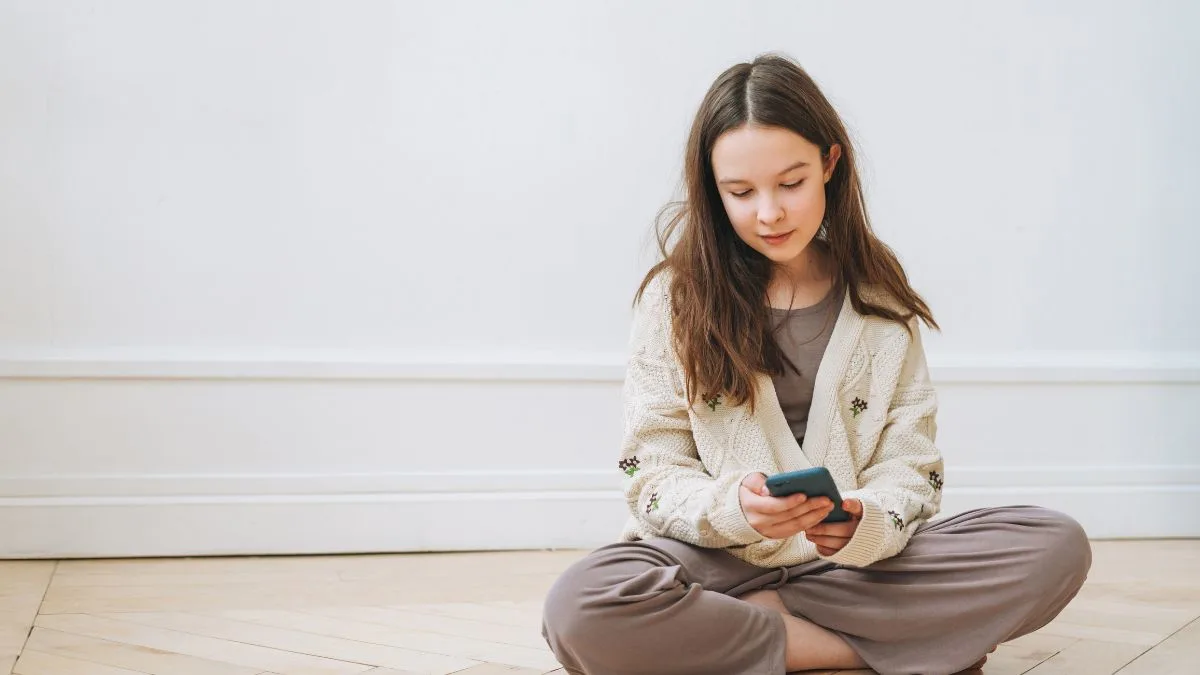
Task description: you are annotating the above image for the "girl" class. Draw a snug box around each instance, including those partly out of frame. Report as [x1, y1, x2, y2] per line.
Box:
[541, 54, 1091, 675]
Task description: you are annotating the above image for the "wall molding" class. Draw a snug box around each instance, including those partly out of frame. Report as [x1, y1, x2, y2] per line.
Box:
[1, 470, 1196, 558]
[1, 466, 1198, 498]
[2, 353, 1196, 557]
[0, 350, 1197, 383]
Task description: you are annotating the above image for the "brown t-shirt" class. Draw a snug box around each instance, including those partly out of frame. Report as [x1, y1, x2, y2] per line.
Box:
[769, 284, 844, 446]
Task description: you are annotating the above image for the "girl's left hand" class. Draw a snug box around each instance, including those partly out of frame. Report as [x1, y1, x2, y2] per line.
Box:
[803, 499, 864, 555]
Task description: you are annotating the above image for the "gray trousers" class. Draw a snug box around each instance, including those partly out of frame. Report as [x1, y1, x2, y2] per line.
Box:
[542, 506, 1091, 675]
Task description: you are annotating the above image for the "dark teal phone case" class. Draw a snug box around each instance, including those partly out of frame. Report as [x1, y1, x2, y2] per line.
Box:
[764, 467, 851, 523]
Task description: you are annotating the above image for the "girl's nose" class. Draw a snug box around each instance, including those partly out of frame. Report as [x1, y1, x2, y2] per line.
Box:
[758, 200, 784, 225]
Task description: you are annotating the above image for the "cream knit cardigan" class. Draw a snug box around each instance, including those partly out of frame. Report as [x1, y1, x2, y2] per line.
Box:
[618, 272, 944, 569]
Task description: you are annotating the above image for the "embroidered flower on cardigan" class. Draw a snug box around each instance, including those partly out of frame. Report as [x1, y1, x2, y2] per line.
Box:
[850, 397, 868, 417]
[701, 392, 722, 411]
[619, 457, 641, 477]
[646, 492, 661, 513]
[928, 470, 944, 491]
[887, 510, 904, 529]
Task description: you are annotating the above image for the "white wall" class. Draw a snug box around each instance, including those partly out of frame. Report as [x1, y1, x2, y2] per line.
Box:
[1, 0, 1197, 558]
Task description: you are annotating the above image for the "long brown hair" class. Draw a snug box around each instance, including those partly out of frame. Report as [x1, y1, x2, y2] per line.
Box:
[635, 53, 937, 414]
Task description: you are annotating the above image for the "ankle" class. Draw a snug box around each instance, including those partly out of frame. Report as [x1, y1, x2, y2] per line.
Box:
[740, 591, 866, 671]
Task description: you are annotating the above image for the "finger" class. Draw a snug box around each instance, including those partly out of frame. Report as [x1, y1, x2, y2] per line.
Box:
[805, 534, 851, 549]
[807, 521, 857, 537]
[816, 545, 839, 556]
[761, 497, 836, 535]
[774, 503, 835, 533]
[784, 492, 810, 508]
[778, 497, 832, 521]
[749, 492, 808, 516]
[739, 485, 776, 513]
[795, 500, 836, 524]
[762, 490, 811, 510]
[741, 472, 767, 493]
[842, 498, 864, 519]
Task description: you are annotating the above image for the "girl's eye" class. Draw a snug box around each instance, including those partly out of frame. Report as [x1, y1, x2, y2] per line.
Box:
[730, 180, 800, 198]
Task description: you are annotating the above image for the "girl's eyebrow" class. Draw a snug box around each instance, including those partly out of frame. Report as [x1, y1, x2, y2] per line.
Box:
[716, 160, 810, 186]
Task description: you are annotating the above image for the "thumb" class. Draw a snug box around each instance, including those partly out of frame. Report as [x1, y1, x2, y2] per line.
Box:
[741, 472, 768, 497]
[843, 498, 864, 519]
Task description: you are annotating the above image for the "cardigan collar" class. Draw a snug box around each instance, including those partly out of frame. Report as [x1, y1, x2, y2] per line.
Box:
[754, 289, 865, 468]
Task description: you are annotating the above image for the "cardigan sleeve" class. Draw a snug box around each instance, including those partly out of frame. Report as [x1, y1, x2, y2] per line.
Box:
[618, 275, 764, 548]
[820, 319, 945, 568]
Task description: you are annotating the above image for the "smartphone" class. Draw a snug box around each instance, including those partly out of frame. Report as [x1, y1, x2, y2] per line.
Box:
[764, 467, 851, 523]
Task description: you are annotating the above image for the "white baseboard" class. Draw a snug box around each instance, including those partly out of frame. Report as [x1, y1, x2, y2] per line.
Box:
[2, 468, 1196, 559]
[0, 491, 624, 559]
[1, 350, 1196, 558]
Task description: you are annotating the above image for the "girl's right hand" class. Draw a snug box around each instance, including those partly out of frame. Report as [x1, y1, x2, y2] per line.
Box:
[739, 472, 835, 540]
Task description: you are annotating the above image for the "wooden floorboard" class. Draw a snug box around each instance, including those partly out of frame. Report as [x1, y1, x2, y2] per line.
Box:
[2, 541, 1196, 674]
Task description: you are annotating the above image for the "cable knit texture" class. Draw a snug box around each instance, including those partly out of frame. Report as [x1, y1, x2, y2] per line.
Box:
[619, 271, 944, 569]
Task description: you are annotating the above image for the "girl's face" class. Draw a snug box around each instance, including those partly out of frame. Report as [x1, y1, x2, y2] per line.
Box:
[711, 125, 841, 271]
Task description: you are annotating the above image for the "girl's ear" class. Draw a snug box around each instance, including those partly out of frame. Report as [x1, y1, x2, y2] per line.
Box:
[823, 143, 842, 183]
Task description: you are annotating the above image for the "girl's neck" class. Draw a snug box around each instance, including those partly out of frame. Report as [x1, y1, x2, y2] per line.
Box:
[768, 241, 836, 309]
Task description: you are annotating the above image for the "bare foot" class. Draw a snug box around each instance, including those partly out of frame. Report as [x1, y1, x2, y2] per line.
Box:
[740, 589, 868, 672]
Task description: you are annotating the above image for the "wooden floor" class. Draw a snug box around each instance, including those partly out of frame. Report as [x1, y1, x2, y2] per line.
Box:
[1, 540, 1197, 675]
